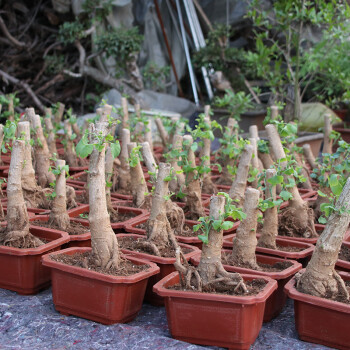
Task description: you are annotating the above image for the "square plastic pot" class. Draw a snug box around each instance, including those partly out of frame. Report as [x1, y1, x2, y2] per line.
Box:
[153, 271, 277, 350]
[42, 247, 160, 325]
[0, 226, 69, 294]
[116, 233, 200, 306]
[191, 251, 302, 322]
[284, 270, 350, 350]
[336, 241, 350, 272]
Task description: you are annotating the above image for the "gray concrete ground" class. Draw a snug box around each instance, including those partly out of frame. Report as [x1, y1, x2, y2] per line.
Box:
[0, 287, 332, 350]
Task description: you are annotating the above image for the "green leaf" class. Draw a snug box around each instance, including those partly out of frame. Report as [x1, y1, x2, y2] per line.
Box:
[221, 221, 234, 231]
[212, 220, 222, 230]
[198, 234, 209, 244]
[268, 175, 283, 185]
[193, 224, 201, 232]
[110, 141, 121, 158]
[191, 142, 198, 152]
[317, 190, 327, 197]
[78, 144, 94, 158]
[280, 190, 293, 201]
[318, 216, 327, 224]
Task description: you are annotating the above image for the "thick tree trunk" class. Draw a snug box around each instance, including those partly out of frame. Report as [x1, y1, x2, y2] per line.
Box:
[141, 141, 157, 183]
[54, 102, 65, 125]
[323, 114, 332, 154]
[144, 118, 153, 151]
[297, 178, 350, 300]
[31, 114, 55, 188]
[169, 134, 186, 194]
[64, 120, 79, 167]
[118, 128, 131, 192]
[127, 142, 148, 207]
[302, 144, 317, 170]
[0, 140, 43, 248]
[155, 118, 169, 150]
[49, 160, 70, 231]
[266, 124, 317, 238]
[146, 163, 179, 255]
[121, 97, 129, 133]
[89, 122, 120, 269]
[44, 110, 58, 156]
[249, 137, 260, 188]
[231, 188, 260, 269]
[183, 135, 205, 220]
[258, 169, 278, 249]
[229, 144, 254, 205]
[105, 145, 115, 213]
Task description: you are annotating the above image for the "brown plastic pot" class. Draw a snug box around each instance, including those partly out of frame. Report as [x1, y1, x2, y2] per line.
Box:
[0, 225, 69, 294]
[29, 210, 92, 248]
[153, 271, 277, 350]
[223, 233, 314, 267]
[42, 247, 159, 325]
[125, 215, 238, 249]
[336, 241, 350, 272]
[285, 270, 350, 350]
[116, 233, 200, 306]
[191, 251, 302, 322]
[71, 205, 147, 233]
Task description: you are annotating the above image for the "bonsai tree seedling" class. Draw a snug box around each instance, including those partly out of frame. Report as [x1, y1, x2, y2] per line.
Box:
[43, 108, 58, 156]
[266, 124, 317, 238]
[174, 194, 247, 293]
[0, 140, 43, 248]
[296, 177, 350, 300]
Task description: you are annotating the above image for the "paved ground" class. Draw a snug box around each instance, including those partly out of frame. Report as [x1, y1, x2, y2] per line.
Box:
[0, 287, 332, 350]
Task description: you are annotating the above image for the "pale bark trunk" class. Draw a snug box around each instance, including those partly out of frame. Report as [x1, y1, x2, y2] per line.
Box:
[1, 140, 43, 247]
[169, 134, 186, 194]
[155, 118, 169, 149]
[266, 124, 317, 238]
[118, 128, 131, 191]
[231, 187, 260, 269]
[270, 105, 279, 120]
[229, 144, 254, 205]
[141, 142, 157, 182]
[44, 114, 58, 156]
[144, 118, 153, 151]
[297, 178, 350, 300]
[258, 169, 278, 249]
[64, 120, 79, 167]
[8, 98, 14, 121]
[31, 114, 55, 188]
[134, 121, 144, 143]
[120, 97, 129, 135]
[127, 142, 148, 207]
[302, 144, 317, 170]
[0, 124, 3, 165]
[146, 163, 178, 249]
[323, 114, 333, 154]
[249, 125, 259, 140]
[54, 102, 65, 125]
[89, 122, 120, 269]
[105, 145, 114, 213]
[249, 137, 260, 188]
[183, 135, 205, 220]
[49, 159, 70, 231]
[97, 104, 112, 123]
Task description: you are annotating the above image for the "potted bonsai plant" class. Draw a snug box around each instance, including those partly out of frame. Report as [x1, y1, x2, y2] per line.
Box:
[153, 194, 277, 349]
[42, 121, 159, 324]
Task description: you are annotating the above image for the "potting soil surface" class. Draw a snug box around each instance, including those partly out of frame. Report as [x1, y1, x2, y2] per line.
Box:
[0, 288, 333, 350]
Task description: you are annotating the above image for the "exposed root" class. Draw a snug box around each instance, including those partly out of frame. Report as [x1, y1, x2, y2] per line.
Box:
[296, 269, 350, 301]
[174, 248, 247, 293]
[48, 213, 70, 231]
[66, 185, 78, 209]
[135, 240, 161, 257]
[201, 175, 218, 194]
[165, 200, 185, 236]
[184, 191, 205, 221]
[22, 185, 50, 209]
[0, 228, 44, 248]
[279, 205, 318, 238]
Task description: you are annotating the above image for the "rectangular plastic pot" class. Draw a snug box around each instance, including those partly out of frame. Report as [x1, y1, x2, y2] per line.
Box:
[191, 251, 302, 322]
[336, 241, 350, 272]
[42, 247, 159, 324]
[0, 226, 69, 294]
[29, 211, 92, 249]
[223, 233, 314, 267]
[285, 270, 350, 350]
[116, 233, 200, 306]
[153, 271, 277, 350]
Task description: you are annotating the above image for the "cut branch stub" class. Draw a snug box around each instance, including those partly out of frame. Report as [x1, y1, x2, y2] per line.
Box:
[118, 128, 131, 191]
[297, 177, 350, 300]
[231, 187, 260, 269]
[121, 97, 129, 130]
[249, 125, 259, 140]
[229, 144, 254, 205]
[64, 120, 78, 167]
[54, 102, 65, 125]
[302, 144, 317, 170]
[127, 142, 148, 207]
[169, 134, 185, 194]
[88, 122, 120, 269]
[44, 116, 58, 156]
[155, 118, 169, 148]
[144, 118, 153, 151]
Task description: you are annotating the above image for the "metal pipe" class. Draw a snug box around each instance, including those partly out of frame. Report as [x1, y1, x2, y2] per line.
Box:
[175, 0, 199, 105]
